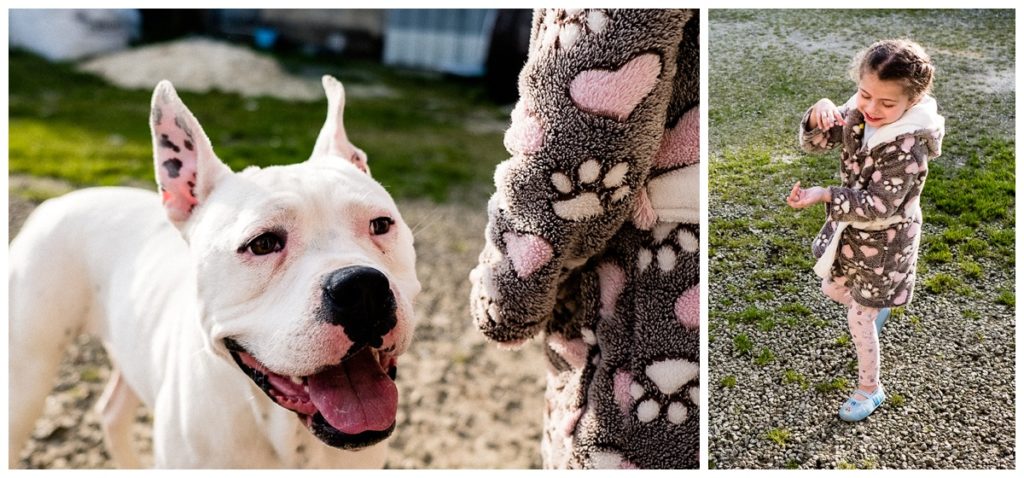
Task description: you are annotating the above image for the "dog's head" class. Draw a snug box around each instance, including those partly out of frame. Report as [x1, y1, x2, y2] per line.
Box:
[149, 76, 420, 449]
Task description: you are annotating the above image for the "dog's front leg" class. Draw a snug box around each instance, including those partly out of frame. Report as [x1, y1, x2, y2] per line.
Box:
[95, 369, 144, 468]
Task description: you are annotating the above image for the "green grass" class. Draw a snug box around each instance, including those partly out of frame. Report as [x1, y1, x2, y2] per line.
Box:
[961, 238, 990, 257]
[783, 369, 809, 389]
[996, 290, 1015, 307]
[837, 459, 878, 470]
[766, 428, 791, 447]
[814, 377, 850, 394]
[890, 393, 906, 407]
[731, 306, 771, 325]
[924, 273, 962, 294]
[923, 242, 953, 264]
[733, 333, 754, 355]
[9, 49, 509, 203]
[835, 334, 851, 347]
[720, 375, 738, 388]
[779, 303, 812, 317]
[754, 348, 776, 366]
[959, 260, 983, 279]
[908, 315, 923, 332]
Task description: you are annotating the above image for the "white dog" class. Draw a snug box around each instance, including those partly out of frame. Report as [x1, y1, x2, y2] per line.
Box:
[9, 76, 421, 468]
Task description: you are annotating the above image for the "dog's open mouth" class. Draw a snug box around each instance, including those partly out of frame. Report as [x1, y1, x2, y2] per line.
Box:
[224, 338, 399, 449]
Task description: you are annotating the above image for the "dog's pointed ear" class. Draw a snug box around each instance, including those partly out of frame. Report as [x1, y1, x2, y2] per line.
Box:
[310, 75, 370, 174]
[150, 80, 231, 228]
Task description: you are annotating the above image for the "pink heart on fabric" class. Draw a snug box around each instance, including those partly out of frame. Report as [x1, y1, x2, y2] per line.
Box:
[503, 231, 553, 278]
[886, 229, 897, 243]
[675, 286, 699, 330]
[842, 244, 854, 258]
[569, 53, 662, 121]
[652, 106, 700, 169]
[860, 246, 879, 257]
[905, 162, 920, 174]
[890, 271, 907, 283]
[901, 136, 916, 152]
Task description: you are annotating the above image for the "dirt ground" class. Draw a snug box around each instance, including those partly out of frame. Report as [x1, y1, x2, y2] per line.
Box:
[9, 180, 548, 469]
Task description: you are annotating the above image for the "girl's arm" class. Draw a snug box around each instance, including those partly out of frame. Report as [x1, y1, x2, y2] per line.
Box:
[469, 9, 694, 345]
[799, 98, 848, 153]
[826, 133, 929, 223]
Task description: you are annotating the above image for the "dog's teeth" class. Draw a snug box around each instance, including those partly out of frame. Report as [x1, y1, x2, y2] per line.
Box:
[290, 376, 303, 385]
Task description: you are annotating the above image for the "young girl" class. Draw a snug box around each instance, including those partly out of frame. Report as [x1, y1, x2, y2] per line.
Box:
[786, 39, 944, 421]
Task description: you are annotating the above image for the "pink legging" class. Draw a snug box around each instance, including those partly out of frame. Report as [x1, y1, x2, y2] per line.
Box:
[821, 277, 880, 389]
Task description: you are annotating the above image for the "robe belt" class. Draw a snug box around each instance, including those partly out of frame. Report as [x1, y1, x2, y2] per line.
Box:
[813, 205, 920, 279]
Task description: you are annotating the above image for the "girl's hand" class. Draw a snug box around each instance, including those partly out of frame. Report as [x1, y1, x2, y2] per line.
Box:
[809, 98, 846, 131]
[786, 181, 830, 209]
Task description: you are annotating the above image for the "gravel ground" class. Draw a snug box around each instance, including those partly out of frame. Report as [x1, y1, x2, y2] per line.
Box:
[708, 10, 1016, 469]
[10, 180, 547, 469]
[709, 244, 1016, 469]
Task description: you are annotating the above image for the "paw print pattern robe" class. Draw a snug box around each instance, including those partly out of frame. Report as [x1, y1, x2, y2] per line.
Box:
[799, 94, 944, 308]
[468, 9, 700, 469]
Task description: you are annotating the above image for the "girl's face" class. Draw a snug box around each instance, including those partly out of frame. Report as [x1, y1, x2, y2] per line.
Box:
[855, 71, 917, 128]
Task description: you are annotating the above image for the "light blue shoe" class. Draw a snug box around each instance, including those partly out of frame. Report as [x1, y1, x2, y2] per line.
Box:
[875, 308, 890, 335]
[838, 385, 885, 422]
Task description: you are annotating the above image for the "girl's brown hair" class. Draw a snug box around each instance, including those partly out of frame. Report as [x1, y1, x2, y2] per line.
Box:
[849, 39, 935, 100]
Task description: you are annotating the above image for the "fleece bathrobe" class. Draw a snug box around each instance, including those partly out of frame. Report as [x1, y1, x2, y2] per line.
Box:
[469, 9, 699, 469]
[800, 94, 945, 308]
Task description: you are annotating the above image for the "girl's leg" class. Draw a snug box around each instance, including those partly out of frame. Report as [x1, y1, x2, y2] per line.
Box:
[838, 301, 886, 420]
[821, 277, 852, 306]
[847, 301, 880, 391]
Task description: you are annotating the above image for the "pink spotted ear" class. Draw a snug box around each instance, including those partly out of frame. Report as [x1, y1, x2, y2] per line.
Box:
[310, 75, 370, 174]
[150, 80, 230, 228]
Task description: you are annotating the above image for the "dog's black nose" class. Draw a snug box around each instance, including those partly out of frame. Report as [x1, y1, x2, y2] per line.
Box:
[322, 266, 397, 348]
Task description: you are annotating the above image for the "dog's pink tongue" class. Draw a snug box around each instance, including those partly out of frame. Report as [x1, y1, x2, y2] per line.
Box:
[307, 349, 397, 434]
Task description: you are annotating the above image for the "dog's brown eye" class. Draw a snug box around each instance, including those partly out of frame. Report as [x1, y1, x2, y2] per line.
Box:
[245, 232, 285, 255]
[370, 217, 394, 236]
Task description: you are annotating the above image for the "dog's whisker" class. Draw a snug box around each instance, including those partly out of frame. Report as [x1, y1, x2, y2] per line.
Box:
[409, 210, 442, 236]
